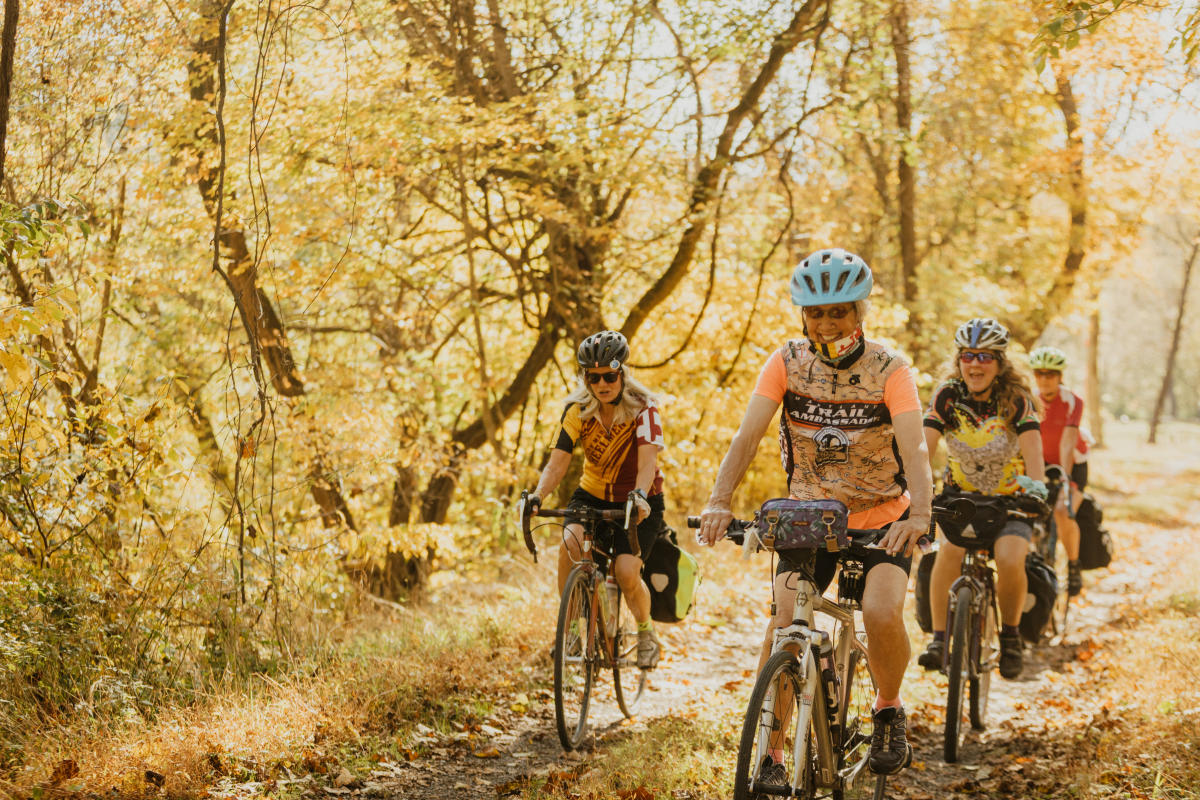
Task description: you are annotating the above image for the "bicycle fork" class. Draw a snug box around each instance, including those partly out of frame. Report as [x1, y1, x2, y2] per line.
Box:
[762, 628, 839, 788]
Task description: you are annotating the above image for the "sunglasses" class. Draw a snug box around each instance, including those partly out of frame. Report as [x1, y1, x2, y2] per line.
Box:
[802, 305, 855, 320]
[585, 371, 622, 385]
[959, 351, 999, 364]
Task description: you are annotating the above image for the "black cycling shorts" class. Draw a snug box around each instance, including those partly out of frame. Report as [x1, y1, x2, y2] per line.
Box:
[1070, 462, 1088, 490]
[775, 513, 914, 592]
[566, 487, 665, 568]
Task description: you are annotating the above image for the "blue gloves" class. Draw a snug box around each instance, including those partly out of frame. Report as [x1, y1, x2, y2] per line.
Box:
[1015, 475, 1048, 501]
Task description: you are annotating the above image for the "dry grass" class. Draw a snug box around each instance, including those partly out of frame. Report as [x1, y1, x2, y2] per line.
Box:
[0, 557, 557, 799]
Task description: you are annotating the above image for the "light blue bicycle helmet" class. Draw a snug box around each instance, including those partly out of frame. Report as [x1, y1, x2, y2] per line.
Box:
[790, 249, 874, 306]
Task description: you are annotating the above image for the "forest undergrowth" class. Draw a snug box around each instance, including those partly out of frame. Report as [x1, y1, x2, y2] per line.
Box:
[2, 420, 1199, 800]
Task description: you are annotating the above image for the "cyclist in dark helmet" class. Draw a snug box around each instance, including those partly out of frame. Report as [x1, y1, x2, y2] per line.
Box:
[919, 318, 1048, 680]
[524, 330, 668, 669]
[698, 248, 934, 778]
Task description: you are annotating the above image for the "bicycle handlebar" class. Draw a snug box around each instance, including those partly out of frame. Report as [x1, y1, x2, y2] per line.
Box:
[518, 490, 640, 563]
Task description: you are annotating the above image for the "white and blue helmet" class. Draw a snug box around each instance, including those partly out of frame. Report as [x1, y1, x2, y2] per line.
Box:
[954, 318, 1010, 351]
[790, 249, 874, 307]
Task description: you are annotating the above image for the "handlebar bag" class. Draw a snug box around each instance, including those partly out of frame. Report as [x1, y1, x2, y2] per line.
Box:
[645, 528, 701, 624]
[755, 498, 850, 552]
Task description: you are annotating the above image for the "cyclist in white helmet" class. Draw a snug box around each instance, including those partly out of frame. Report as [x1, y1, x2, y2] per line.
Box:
[918, 318, 1047, 680]
[698, 248, 933, 778]
[525, 330, 668, 669]
[1029, 345, 1088, 596]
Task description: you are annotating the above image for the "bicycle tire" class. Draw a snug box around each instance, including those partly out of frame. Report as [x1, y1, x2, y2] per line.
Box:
[835, 646, 886, 800]
[969, 592, 996, 730]
[943, 584, 972, 763]
[611, 590, 646, 718]
[554, 568, 595, 750]
[733, 650, 812, 800]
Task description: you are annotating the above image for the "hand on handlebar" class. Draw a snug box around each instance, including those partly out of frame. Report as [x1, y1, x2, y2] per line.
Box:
[1015, 475, 1048, 502]
[696, 505, 733, 546]
[878, 515, 929, 558]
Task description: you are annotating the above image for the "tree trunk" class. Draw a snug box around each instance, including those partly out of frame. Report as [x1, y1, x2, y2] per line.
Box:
[1148, 236, 1197, 443]
[1086, 300, 1103, 448]
[890, 0, 917, 305]
[0, 0, 17, 187]
[187, 1, 354, 528]
[620, 0, 831, 341]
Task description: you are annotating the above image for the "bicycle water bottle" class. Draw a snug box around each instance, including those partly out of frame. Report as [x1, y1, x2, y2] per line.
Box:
[604, 574, 620, 637]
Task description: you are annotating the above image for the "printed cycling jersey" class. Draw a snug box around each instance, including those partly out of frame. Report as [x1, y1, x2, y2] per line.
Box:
[1035, 388, 1089, 466]
[754, 339, 921, 526]
[554, 403, 665, 501]
[924, 381, 1040, 495]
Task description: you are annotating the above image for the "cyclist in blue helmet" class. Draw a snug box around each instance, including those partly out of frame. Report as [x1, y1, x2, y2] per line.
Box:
[699, 248, 933, 778]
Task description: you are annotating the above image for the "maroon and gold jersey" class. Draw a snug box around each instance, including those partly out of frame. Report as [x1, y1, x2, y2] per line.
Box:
[554, 403, 665, 501]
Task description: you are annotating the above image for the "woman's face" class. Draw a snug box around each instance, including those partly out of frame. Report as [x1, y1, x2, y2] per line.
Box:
[585, 368, 623, 403]
[803, 302, 859, 344]
[1034, 369, 1062, 398]
[959, 349, 1001, 395]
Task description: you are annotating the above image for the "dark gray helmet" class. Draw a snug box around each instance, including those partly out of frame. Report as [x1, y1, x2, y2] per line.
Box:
[576, 330, 629, 369]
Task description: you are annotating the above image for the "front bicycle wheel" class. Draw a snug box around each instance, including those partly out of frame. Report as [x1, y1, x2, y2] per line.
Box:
[836, 644, 887, 800]
[969, 594, 997, 730]
[612, 591, 646, 718]
[554, 568, 595, 750]
[733, 650, 813, 800]
[944, 584, 973, 763]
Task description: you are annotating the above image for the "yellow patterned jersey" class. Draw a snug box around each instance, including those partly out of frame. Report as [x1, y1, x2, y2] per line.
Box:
[923, 381, 1040, 495]
[554, 403, 665, 501]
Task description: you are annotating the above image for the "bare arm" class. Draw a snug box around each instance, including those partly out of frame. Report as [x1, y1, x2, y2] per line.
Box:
[924, 426, 942, 474]
[1059, 426, 1079, 473]
[878, 410, 933, 557]
[632, 442, 663, 521]
[533, 448, 572, 501]
[698, 394, 779, 544]
[1019, 429, 1046, 482]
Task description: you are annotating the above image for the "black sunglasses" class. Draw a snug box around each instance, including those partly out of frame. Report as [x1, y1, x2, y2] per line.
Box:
[959, 351, 999, 364]
[586, 371, 622, 385]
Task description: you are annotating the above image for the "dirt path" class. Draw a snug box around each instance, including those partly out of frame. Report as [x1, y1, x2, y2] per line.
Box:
[375, 447, 1195, 800]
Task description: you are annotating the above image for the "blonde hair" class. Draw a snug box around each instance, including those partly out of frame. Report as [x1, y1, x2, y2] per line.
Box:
[564, 366, 659, 425]
[941, 350, 1036, 422]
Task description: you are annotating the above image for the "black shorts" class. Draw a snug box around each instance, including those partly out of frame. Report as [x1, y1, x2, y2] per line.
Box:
[775, 514, 913, 593]
[1070, 462, 1088, 490]
[566, 488, 666, 568]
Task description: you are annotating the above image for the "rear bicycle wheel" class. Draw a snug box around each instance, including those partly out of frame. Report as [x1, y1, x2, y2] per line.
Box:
[554, 568, 595, 750]
[836, 643, 887, 800]
[612, 590, 646, 718]
[943, 584, 973, 763]
[969, 593, 996, 730]
[733, 650, 812, 800]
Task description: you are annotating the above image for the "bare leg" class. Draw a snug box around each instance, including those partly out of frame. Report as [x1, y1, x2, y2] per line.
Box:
[929, 540, 966, 634]
[557, 523, 584, 594]
[613, 553, 650, 623]
[993, 535, 1029, 626]
[861, 563, 909, 706]
[1055, 494, 1082, 561]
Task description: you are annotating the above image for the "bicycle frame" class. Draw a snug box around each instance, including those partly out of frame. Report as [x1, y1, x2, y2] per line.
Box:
[944, 548, 999, 675]
[755, 570, 872, 789]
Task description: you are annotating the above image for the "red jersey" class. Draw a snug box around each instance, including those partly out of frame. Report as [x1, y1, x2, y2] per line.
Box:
[1037, 388, 1089, 466]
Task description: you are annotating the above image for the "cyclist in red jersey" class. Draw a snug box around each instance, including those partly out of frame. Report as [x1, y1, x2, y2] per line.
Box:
[697, 249, 933, 778]
[525, 331, 668, 669]
[1029, 346, 1087, 596]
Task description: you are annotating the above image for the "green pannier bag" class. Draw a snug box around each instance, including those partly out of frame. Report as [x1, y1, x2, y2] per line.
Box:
[644, 528, 700, 623]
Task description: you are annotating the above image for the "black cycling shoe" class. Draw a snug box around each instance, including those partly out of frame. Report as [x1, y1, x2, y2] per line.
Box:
[756, 755, 789, 794]
[916, 639, 944, 671]
[868, 706, 913, 775]
[999, 632, 1024, 679]
[1067, 560, 1082, 597]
